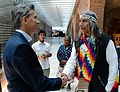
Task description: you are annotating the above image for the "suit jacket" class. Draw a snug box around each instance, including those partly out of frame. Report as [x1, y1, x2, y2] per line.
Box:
[3, 31, 62, 92]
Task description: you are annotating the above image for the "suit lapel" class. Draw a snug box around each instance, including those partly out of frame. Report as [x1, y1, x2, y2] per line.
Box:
[13, 31, 30, 44]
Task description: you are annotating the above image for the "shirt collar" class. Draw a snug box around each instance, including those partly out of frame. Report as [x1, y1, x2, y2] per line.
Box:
[16, 29, 32, 42]
[38, 40, 45, 45]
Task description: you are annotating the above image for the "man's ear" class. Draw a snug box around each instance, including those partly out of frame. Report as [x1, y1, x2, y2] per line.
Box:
[21, 16, 28, 24]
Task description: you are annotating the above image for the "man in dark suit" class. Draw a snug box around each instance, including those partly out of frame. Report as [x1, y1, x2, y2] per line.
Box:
[3, 4, 67, 92]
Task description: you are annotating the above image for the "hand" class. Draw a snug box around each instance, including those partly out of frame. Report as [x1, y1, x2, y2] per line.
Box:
[60, 60, 66, 66]
[42, 54, 46, 59]
[45, 51, 52, 57]
[38, 54, 46, 61]
[60, 73, 68, 88]
[61, 73, 68, 78]
[61, 60, 67, 65]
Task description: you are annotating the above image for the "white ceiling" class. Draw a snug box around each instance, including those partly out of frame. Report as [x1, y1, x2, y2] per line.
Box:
[0, 0, 76, 30]
[23, 0, 76, 30]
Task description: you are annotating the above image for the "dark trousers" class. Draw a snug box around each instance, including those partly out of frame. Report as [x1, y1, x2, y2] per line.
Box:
[88, 82, 106, 92]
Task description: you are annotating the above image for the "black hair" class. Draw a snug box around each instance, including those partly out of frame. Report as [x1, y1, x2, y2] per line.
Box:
[38, 29, 46, 36]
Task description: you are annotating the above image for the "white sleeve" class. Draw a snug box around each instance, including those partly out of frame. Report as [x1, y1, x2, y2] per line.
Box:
[62, 42, 77, 77]
[105, 40, 118, 92]
[31, 44, 36, 52]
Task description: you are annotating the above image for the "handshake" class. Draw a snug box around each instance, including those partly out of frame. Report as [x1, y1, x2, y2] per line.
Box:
[58, 73, 68, 88]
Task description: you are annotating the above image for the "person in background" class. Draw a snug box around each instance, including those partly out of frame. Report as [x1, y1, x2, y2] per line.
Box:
[3, 4, 67, 92]
[32, 30, 52, 77]
[61, 10, 118, 92]
[57, 35, 73, 91]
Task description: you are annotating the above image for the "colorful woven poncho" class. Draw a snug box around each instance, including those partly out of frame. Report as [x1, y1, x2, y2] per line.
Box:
[75, 34, 96, 82]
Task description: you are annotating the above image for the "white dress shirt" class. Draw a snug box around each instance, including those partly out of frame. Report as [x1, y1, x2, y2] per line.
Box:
[32, 41, 51, 69]
[16, 29, 32, 42]
[63, 39, 118, 92]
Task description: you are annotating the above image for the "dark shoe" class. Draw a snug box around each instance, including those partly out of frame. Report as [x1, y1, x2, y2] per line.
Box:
[67, 83, 71, 91]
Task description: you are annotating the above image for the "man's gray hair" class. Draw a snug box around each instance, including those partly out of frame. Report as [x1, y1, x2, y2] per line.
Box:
[11, 4, 34, 29]
[80, 10, 97, 23]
